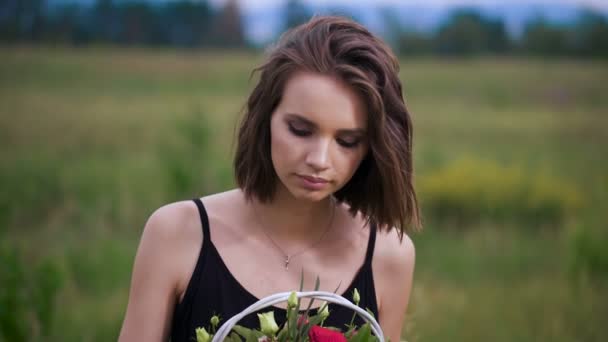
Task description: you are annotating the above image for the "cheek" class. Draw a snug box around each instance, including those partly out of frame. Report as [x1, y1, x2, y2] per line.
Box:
[335, 148, 367, 178]
[270, 125, 301, 171]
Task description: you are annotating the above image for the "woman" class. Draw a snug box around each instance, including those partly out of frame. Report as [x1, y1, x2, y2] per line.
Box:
[119, 16, 421, 342]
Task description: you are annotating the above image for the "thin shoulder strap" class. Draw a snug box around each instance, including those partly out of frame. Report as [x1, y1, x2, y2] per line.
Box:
[175, 199, 211, 315]
[364, 223, 377, 265]
[192, 198, 211, 241]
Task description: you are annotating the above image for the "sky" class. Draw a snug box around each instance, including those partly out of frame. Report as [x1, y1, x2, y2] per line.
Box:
[227, 0, 608, 45]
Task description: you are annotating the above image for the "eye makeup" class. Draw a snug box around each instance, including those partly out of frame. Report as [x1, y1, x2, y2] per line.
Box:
[284, 114, 366, 149]
[287, 121, 312, 136]
[336, 136, 363, 148]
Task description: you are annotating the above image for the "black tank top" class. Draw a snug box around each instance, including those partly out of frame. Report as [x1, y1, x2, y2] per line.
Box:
[170, 198, 379, 341]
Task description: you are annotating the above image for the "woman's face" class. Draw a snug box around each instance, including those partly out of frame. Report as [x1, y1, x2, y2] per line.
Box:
[270, 71, 369, 202]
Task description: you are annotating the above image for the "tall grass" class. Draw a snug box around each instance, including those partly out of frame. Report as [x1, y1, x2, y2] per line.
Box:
[0, 47, 606, 341]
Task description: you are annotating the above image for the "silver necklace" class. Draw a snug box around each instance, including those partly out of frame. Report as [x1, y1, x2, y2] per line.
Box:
[253, 197, 336, 271]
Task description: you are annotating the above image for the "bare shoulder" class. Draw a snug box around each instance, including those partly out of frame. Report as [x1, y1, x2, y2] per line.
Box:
[119, 200, 202, 340]
[138, 200, 204, 290]
[374, 228, 416, 273]
[198, 189, 249, 234]
[372, 228, 416, 341]
[199, 189, 246, 215]
[142, 200, 202, 245]
[148, 188, 247, 230]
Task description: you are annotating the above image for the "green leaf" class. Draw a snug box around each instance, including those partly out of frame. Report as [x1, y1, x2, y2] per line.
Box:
[228, 332, 243, 342]
[296, 276, 321, 322]
[306, 314, 325, 328]
[365, 308, 375, 318]
[302, 297, 316, 319]
[332, 281, 342, 294]
[232, 324, 253, 338]
[297, 321, 312, 342]
[245, 332, 258, 342]
[348, 322, 372, 342]
[232, 324, 264, 341]
[288, 308, 298, 342]
[302, 276, 322, 319]
[277, 325, 289, 342]
[344, 326, 357, 339]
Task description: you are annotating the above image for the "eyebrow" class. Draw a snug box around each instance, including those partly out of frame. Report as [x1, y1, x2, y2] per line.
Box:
[285, 113, 367, 135]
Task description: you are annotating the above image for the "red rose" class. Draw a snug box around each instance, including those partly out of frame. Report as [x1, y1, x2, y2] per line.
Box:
[308, 325, 347, 342]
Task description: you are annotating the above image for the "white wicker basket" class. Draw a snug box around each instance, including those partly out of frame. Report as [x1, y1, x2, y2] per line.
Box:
[211, 290, 384, 342]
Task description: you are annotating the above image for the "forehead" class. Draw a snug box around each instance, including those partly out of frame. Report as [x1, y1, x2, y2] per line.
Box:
[276, 71, 368, 130]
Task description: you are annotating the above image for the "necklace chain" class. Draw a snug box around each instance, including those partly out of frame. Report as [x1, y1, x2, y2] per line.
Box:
[253, 197, 336, 271]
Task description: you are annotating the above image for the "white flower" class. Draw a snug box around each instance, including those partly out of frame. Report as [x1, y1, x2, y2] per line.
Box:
[353, 288, 361, 305]
[210, 315, 220, 328]
[317, 301, 329, 320]
[196, 327, 211, 342]
[257, 311, 279, 336]
[288, 291, 298, 309]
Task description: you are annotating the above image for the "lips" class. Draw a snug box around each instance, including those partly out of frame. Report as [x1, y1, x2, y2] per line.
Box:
[298, 175, 328, 184]
[296, 174, 330, 191]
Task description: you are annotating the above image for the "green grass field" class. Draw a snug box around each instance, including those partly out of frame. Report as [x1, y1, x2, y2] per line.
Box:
[1, 46, 607, 341]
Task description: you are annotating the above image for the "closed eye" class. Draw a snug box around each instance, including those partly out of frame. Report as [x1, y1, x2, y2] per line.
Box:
[286, 116, 365, 148]
[337, 137, 362, 148]
[288, 122, 312, 137]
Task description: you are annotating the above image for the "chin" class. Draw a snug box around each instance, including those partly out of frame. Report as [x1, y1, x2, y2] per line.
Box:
[287, 186, 333, 202]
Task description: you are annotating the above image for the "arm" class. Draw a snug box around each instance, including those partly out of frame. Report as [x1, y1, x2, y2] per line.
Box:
[375, 232, 416, 342]
[119, 202, 200, 341]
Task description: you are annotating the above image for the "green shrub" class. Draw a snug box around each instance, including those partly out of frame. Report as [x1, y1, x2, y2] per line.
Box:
[0, 156, 64, 230]
[418, 157, 583, 227]
[0, 243, 64, 341]
[567, 223, 608, 280]
[66, 239, 133, 296]
[0, 154, 127, 232]
[0, 243, 27, 341]
[158, 108, 214, 201]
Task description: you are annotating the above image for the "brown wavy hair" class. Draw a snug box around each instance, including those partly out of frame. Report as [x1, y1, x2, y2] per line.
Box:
[234, 15, 421, 235]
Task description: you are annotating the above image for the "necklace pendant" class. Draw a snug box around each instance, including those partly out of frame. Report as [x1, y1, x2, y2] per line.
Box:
[284, 256, 290, 270]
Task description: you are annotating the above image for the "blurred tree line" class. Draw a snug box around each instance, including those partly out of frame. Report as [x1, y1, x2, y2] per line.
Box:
[1, 0, 607, 57]
[392, 8, 608, 58]
[0, 0, 244, 48]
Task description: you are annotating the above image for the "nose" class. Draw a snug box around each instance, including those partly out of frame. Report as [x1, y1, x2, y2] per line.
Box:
[305, 138, 331, 172]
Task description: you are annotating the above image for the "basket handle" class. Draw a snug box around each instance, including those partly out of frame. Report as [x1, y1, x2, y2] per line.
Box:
[212, 290, 384, 342]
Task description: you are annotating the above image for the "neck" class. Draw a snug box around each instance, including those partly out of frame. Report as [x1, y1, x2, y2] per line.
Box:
[252, 186, 335, 243]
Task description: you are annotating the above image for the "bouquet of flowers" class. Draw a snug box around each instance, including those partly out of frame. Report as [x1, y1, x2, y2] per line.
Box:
[195, 281, 385, 342]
